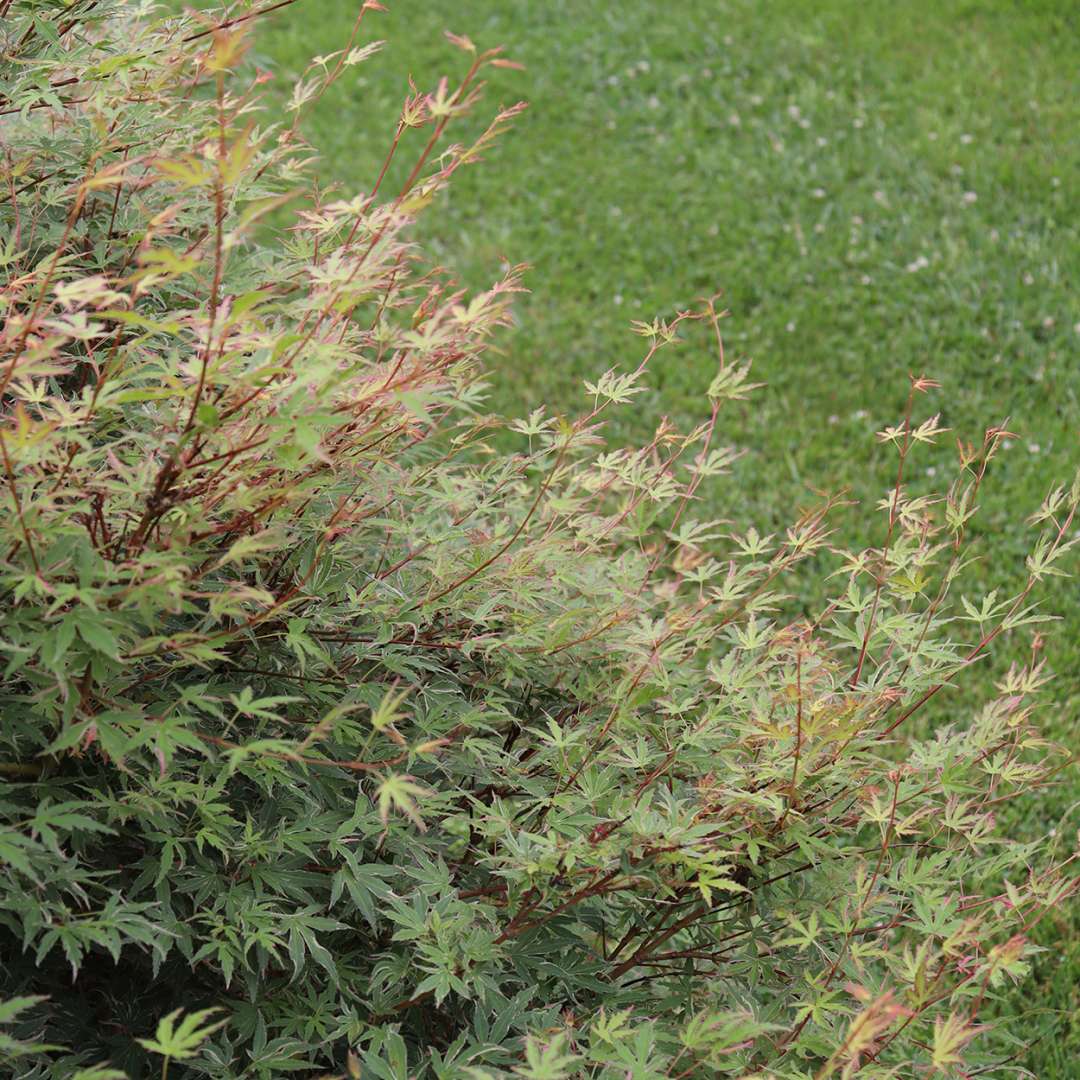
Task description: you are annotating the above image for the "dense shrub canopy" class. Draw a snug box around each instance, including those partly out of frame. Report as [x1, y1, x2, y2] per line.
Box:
[0, 3, 1076, 1078]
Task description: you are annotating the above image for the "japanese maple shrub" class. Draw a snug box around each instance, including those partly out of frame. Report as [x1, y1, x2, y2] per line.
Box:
[0, 2, 1076, 1078]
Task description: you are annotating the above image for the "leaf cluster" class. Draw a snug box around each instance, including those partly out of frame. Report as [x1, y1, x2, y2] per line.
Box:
[0, 3, 1076, 1078]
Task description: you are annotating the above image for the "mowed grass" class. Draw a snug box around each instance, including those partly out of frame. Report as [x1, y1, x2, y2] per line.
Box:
[249, 0, 1080, 1071]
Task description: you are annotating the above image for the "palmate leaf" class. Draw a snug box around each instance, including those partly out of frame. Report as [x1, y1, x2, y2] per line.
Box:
[328, 851, 395, 928]
[0, 829, 41, 879]
[376, 773, 429, 830]
[29, 799, 115, 852]
[513, 1034, 581, 1080]
[137, 1008, 229, 1061]
[284, 909, 348, 983]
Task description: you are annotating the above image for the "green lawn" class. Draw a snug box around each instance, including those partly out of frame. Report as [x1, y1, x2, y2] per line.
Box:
[251, 0, 1080, 1071]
